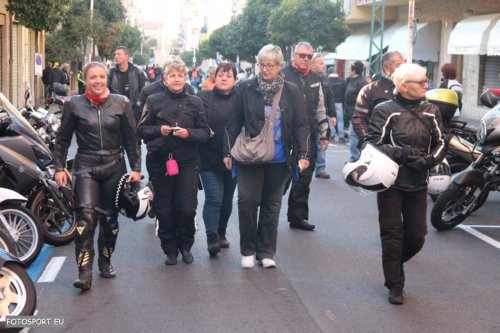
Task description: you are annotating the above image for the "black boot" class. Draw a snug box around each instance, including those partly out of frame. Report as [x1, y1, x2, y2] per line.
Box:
[74, 270, 92, 290]
[207, 233, 221, 257]
[218, 232, 230, 249]
[98, 246, 116, 278]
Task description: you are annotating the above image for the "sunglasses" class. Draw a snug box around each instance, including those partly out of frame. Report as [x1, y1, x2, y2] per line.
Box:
[296, 53, 313, 60]
[405, 79, 429, 87]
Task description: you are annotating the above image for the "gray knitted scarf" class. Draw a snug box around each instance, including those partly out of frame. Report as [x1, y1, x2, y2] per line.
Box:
[257, 72, 284, 105]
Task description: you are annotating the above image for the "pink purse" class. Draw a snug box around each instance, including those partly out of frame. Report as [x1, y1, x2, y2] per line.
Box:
[165, 153, 179, 176]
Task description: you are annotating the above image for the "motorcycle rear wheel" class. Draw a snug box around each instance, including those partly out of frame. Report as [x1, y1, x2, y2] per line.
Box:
[431, 183, 484, 231]
[0, 262, 37, 330]
[30, 187, 75, 246]
[0, 204, 43, 266]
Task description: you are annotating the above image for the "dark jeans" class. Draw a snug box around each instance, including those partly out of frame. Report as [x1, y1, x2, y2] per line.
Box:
[200, 171, 237, 236]
[237, 162, 290, 260]
[286, 140, 317, 223]
[377, 188, 427, 289]
[147, 154, 199, 255]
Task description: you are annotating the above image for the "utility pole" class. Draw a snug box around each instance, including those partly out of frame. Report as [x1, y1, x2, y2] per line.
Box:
[87, 0, 94, 65]
[407, 0, 415, 63]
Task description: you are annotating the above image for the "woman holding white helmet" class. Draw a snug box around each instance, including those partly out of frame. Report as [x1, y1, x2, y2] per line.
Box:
[365, 63, 445, 304]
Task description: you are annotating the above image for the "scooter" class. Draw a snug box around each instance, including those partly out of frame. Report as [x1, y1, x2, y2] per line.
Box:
[0, 187, 42, 266]
[0, 240, 37, 330]
[0, 92, 75, 248]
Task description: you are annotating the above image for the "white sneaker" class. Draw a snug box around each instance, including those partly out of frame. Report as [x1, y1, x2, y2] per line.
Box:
[260, 258, 276, 268]
[241, 255, 255, 269]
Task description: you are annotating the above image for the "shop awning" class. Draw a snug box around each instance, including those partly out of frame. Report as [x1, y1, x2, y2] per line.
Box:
[383, 21, 441, 62]
[333, 25, 372, 61]
[333, 21, 440, 62]
[487, 18, 500, 55]
[448, 13, 500, 55]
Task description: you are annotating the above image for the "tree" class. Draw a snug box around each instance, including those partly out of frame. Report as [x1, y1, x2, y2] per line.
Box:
[6, 0, 72, 39]
[133, 53, 147, 66]
[267, 0, 349, 52]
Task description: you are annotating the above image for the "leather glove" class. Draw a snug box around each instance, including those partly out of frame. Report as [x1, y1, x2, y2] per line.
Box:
[406, 154, 435, 170]
[356, 136, 365, 150]
[396, 146, 426, 164]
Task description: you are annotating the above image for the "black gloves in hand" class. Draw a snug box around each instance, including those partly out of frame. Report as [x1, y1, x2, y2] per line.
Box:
[406, 154, 435, 170]
[398, 146, 426, 164]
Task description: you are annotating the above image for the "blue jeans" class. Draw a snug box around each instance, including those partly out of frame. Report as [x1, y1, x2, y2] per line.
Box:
[315, 135, 326, 175]
[331, 103, 345, 138]
[349, 122, 360, 162]
[200, 171, 237, 236]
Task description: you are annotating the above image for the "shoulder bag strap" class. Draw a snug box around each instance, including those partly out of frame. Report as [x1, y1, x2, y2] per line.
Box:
[268, 85, 283, 125]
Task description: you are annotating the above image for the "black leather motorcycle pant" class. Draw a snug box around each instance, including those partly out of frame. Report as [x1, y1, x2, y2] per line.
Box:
[72, 152, 126, 272]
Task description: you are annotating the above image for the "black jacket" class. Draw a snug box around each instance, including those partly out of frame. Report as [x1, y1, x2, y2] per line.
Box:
[320, 75, 337, 118]
[197, 87, 237, 172]
[51, 68, 66, 86]
[54, 94, 141, 172]
[223, 78, 311, 165]
[352, 75, 395, 140]
[108, 62, 147, 112]
[327, 75, 346, 103]
[282, 66, 329, 139]
[344, 75, 367, 108]
[366, 97, 446, 191]
[137, 89, 210, 165]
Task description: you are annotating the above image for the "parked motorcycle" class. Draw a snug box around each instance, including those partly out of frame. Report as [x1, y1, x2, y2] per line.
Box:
[20, 87, 61, 152]
[431, 89, 500, 230]
[0, 92, 75, 247]
[0, 187, 42, 266]
[0, 247, 37, 330]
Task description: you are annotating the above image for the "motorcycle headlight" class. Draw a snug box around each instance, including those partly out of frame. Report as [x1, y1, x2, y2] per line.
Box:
[477, 123, 487, 144]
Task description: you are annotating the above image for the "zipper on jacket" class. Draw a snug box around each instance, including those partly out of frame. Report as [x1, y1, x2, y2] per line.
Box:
[97, 109, 103, 150]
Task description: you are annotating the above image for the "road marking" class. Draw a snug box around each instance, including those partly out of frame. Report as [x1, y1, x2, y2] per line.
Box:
[27, 245, 54, 281]
[462, 225, 500, 228]
[459, 225, 500, 249]
[37, 256, 66, 283]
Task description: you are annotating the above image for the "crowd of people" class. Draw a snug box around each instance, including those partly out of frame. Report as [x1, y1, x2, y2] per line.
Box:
[52, 43, 460, 305]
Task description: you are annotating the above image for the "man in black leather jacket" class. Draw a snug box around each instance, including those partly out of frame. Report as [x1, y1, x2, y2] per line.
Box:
[282, 41, 329, 231]
[108, 46, 148, 124]
[366, 63, 445, 305]
[352, 51, 405, 148]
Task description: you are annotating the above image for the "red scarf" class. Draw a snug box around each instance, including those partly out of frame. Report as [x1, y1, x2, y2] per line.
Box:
[85, 88, 110, 108]
[291, 60, 309, 76]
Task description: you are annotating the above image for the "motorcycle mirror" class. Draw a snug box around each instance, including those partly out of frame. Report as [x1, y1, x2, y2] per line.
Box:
[480, 89, 498, 108]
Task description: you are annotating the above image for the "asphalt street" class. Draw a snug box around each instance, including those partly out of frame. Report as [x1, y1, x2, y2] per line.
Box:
[27, 141, 500, 333]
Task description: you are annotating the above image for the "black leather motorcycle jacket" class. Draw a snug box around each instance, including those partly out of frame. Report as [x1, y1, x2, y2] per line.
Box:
[366, 96, 446, 191]
[352, 74, 395, 141]
[54, 94, 141, 172]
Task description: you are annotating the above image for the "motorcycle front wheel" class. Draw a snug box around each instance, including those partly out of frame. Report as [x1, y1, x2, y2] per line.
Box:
[0, 204, 43, 266]
[30, 187, 75, 246]
[0, 262, 37, 330]
[431, 183, 485, 231]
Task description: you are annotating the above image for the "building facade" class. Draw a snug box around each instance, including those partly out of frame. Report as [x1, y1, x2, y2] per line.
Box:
[339, 0, 500, 119]
[0, 0, 44, 107]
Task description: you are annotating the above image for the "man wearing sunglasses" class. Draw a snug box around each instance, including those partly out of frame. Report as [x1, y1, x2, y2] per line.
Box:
[282, 41, 330, 231]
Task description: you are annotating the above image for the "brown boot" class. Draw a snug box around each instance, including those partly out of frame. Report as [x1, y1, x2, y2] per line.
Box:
[218, 233, 230, 248]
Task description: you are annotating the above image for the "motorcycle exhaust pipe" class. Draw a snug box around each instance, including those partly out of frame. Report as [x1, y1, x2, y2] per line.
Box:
[448, 136, 481, 160]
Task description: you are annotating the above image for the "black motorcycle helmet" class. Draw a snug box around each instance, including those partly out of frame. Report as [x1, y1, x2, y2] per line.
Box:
[115, 174, 153, 221]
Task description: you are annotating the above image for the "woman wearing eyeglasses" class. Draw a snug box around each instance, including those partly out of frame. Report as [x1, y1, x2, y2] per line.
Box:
[365, 63, 445, 304]
[223, 44, 310, 269]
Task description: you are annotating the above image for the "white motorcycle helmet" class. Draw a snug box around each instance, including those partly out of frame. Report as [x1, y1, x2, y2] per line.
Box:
[427, 159, 452, 195]
[115, 174, 154, 221]
[342, 144, 399, 192]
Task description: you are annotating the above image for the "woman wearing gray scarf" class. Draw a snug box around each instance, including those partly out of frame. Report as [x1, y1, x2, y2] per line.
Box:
[223, 44, 311, 269]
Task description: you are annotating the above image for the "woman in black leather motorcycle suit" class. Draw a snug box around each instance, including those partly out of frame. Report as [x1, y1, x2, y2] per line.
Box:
[366, 63, 445, 304]
[54, 62, 141, 291]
